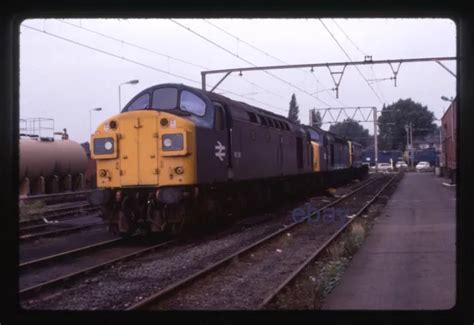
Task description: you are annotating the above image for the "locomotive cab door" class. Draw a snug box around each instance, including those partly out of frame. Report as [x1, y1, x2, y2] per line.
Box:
[195, 102, 230, 184]
[214, 102, 232, 166]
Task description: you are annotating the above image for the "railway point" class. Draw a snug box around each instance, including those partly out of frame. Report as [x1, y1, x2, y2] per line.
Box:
[322, 172, 456, 310]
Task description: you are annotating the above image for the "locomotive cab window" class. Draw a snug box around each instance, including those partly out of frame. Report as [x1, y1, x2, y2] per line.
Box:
[152, 87, 178, 110]
[126, 93, 150, 111]
[180, 90, 206, 116]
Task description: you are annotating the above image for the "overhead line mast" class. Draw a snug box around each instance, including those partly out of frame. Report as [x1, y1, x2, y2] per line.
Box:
[201, 56, 457, 97]
[203, 19, 345, 107]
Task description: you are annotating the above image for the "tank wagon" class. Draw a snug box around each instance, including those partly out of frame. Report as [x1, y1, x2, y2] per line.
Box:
[19, 136, 88, 196]
[90, 83, 368, 237]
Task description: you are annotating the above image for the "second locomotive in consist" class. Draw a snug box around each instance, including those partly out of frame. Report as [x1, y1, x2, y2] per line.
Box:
[90, 83, 367, 236]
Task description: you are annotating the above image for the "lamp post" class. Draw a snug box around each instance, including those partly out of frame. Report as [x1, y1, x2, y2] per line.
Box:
[441, 95, 455, 117]
[119, 79, 139, 112]
[441, 95, 454, 102]
[405, 123, 414, 168]
[89, 107, 102, 136]
[373, 107, 378, 172]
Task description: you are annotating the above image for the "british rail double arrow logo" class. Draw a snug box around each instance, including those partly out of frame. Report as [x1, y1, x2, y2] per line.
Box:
[215, 141, 226, 162]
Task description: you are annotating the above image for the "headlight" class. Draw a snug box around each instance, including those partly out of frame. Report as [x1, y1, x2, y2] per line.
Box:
[94, 137, 114, 155]
[163, 138, 173, 148]
[162, 134, 184, 151]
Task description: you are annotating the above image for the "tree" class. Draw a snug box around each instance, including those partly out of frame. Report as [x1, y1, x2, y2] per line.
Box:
[310, 109, 323, 128]
[329, 118, 371, 147]
[288, 93, 300, 124]
[378, 98, 436, 150]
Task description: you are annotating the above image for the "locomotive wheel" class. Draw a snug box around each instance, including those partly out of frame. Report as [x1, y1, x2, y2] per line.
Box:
[163, 204, 188, 235]
[107, 223, 120, 236]
[146, 203, 166, 233]
[103, 205, 120, 235]
[118, 196, 137, 238]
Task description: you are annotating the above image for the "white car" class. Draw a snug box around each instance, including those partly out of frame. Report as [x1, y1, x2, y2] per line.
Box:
[377, 163, 393, 172]
[416, 161, 431, 172]
[396, 161, 408, 168]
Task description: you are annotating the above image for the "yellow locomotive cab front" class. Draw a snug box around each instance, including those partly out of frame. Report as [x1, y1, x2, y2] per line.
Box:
[91, 110, 197, 188]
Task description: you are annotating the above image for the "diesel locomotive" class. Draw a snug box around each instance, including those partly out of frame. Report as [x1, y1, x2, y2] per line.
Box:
[90, 83, 367, 236]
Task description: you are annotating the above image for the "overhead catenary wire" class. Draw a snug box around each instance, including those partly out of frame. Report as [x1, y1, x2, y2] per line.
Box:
[331, 19, 367, 57]
[203, 19, 347, 107]
[56, 19, 287, 102]
[171, 19, 333, 108]
[204, 19, 288, 65]
[331, 19, 388, 103]
[21, 24, 288, 114]
[319, 19, 384, 105]
[22, 24, 199, 85]
[58, 19, 210, 70]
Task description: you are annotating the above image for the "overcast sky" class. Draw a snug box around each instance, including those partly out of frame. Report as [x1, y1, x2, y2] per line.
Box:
[19, 18, 456, 143]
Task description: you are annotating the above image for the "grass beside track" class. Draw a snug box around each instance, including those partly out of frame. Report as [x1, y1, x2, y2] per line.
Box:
[19, 200, 46, 222]
[264, 174, 402, 309]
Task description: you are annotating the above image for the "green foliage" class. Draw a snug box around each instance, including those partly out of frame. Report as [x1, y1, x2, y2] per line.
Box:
[310, 109, 323, 128]
[378, 99, 436, 150]
[329, 118, 371, 147]
[288, 93, 300, 124]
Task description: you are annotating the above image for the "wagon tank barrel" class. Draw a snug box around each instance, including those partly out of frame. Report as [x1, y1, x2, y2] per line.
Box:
[19, 138, 88, 181]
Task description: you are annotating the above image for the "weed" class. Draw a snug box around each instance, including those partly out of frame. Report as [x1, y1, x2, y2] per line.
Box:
[19, 200, 46, 221]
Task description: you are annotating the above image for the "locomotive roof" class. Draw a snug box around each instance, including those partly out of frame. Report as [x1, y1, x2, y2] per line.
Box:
[303, 124, 350, 143]
[132, 83, 354, 143]
[138, 83, 304, 131]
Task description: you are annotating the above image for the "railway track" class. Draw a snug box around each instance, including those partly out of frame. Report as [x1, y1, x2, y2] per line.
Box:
[19, 190, 94, 205]
[258, 174, 398, 309]
[19, 237, 177, 301]
[19, 200, 103, 242]
[20, 238, 124, 271]
[20, 201, 101, 227]
[19, 219, 104, 243]
[20, 174, 386, 310]
[127, 174, 397, 310]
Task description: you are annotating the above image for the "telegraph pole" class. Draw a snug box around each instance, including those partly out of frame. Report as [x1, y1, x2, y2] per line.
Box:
[409, 123, 414, 168]
[405, 124, 410, 165]
[373, 107, 378, 173]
